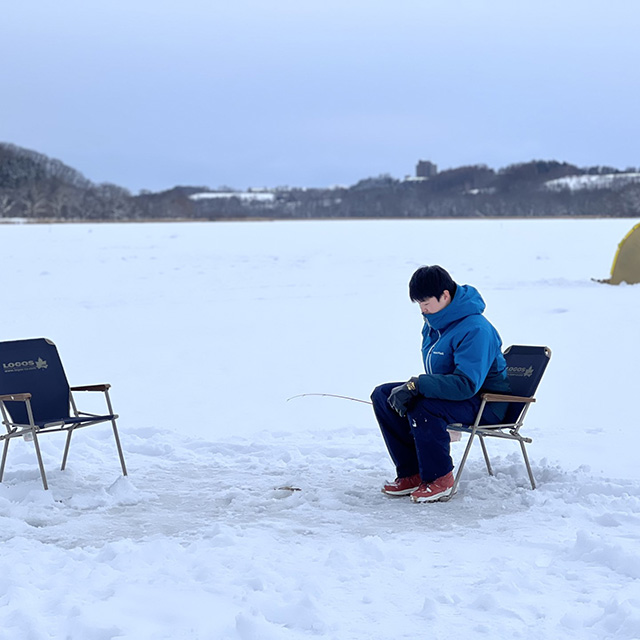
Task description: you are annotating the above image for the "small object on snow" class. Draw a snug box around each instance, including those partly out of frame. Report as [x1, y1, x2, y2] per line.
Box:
[275, 485, 301, 492]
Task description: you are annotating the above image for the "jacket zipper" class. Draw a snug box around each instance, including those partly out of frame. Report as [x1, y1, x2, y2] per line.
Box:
[425, 327, 441, 374]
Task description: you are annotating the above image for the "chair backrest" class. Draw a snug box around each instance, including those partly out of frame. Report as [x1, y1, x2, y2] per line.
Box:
[503, 345, 551, 424]
[0, 338, 71, 425]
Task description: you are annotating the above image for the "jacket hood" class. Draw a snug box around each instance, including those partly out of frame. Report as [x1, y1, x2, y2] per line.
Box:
[423, 284, 486, 331]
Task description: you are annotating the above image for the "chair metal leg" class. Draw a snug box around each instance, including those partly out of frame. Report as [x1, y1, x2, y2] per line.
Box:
[0, 437, 9, 482]
[61, 429, 73, 470]
[479, 436, 494, 476]
[451, 429, 477, 498]
[31, 432, 49, 490]
[104, 390, 127, 477]
[519, 440, 536, 489]
[449, 399, 488, 500]
[111, 419, 128, 476]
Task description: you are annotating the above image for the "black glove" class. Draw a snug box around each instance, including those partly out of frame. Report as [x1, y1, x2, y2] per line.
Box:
[387, 377, 420, 417]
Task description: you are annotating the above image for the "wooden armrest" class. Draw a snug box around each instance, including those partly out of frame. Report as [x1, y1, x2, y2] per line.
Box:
[0, 393, 32, 401]
[70, 384, 111, 392]
[481, 393, 535, 403]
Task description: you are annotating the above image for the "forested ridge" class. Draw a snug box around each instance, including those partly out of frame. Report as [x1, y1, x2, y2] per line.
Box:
[2, 142, 639, 221]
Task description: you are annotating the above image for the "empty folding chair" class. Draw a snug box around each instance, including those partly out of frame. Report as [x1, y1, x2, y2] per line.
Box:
[446, 345, 551, 497]
[0, 337, 127, 490]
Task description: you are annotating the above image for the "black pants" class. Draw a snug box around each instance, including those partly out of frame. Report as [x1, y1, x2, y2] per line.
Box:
[371, 382, 500, 483]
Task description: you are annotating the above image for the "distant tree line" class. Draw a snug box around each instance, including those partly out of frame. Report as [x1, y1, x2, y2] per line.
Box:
[0, 143, 136, 220]
[188, 161, 640, 219]
[2, 143, 640, 221]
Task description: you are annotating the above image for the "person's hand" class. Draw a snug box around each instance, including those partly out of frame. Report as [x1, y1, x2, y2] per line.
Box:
[388, 377, 420, 417]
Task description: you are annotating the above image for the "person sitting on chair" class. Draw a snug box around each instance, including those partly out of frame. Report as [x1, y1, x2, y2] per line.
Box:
[371, 265, 510, 503]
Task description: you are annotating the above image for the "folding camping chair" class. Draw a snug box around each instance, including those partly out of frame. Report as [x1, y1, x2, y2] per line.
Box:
[0, 338, 127, 490]
[446, 345, 551, 497]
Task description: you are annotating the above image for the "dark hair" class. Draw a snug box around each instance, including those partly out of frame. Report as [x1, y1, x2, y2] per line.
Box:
[409, 265, 457, 302]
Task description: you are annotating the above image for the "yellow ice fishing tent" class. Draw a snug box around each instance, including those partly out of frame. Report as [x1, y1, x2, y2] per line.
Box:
[601, 222, 640, 285]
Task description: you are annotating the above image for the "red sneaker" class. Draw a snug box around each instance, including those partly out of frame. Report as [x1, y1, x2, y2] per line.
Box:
[382, 474, 422, 496]
[410, 471, 455, 503]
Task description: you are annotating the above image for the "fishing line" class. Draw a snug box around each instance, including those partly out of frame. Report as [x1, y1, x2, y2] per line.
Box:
[286, 393, 372, 406]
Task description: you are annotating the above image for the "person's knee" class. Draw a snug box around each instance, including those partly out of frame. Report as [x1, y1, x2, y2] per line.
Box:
[370, 384, 387, 405]
[371, 383, 397, 410]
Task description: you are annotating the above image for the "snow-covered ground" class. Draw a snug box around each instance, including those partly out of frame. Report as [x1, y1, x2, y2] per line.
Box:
[545, 173, 640, 191]
[190, 191, 275, 202]
[1, 218, 639, 639]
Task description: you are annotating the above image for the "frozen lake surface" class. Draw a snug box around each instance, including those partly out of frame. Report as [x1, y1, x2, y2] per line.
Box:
[1, 218, 639, 639]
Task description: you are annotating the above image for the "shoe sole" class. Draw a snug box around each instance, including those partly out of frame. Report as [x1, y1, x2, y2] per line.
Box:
[381, 486, 421, 496]
[410, 487, 454, 503]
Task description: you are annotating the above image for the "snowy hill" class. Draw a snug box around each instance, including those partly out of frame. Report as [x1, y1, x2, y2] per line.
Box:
[545, 173, 640, 191]
[1, 219, 639, 639]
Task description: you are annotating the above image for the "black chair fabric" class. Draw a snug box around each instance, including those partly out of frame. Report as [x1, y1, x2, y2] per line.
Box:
[502, 345, 551, 424]
[0, 338, 72, 425]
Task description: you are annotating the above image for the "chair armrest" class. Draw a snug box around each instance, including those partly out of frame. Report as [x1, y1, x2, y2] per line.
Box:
[0, 393, 32, 402]
[481, 393, 536, 404]
[70, 384, 111, 392]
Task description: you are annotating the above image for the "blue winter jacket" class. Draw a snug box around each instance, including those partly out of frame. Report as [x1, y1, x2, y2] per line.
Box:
[417, 284, 510, 401]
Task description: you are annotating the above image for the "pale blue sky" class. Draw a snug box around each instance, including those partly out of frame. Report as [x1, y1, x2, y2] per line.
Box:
[2, 0, 638, 192]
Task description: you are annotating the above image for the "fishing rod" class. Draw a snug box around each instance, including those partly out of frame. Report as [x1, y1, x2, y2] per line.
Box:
[286, 393, 372, 406]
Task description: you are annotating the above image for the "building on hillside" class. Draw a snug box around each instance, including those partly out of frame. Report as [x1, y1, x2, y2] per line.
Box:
[416, 160, 438, 179]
